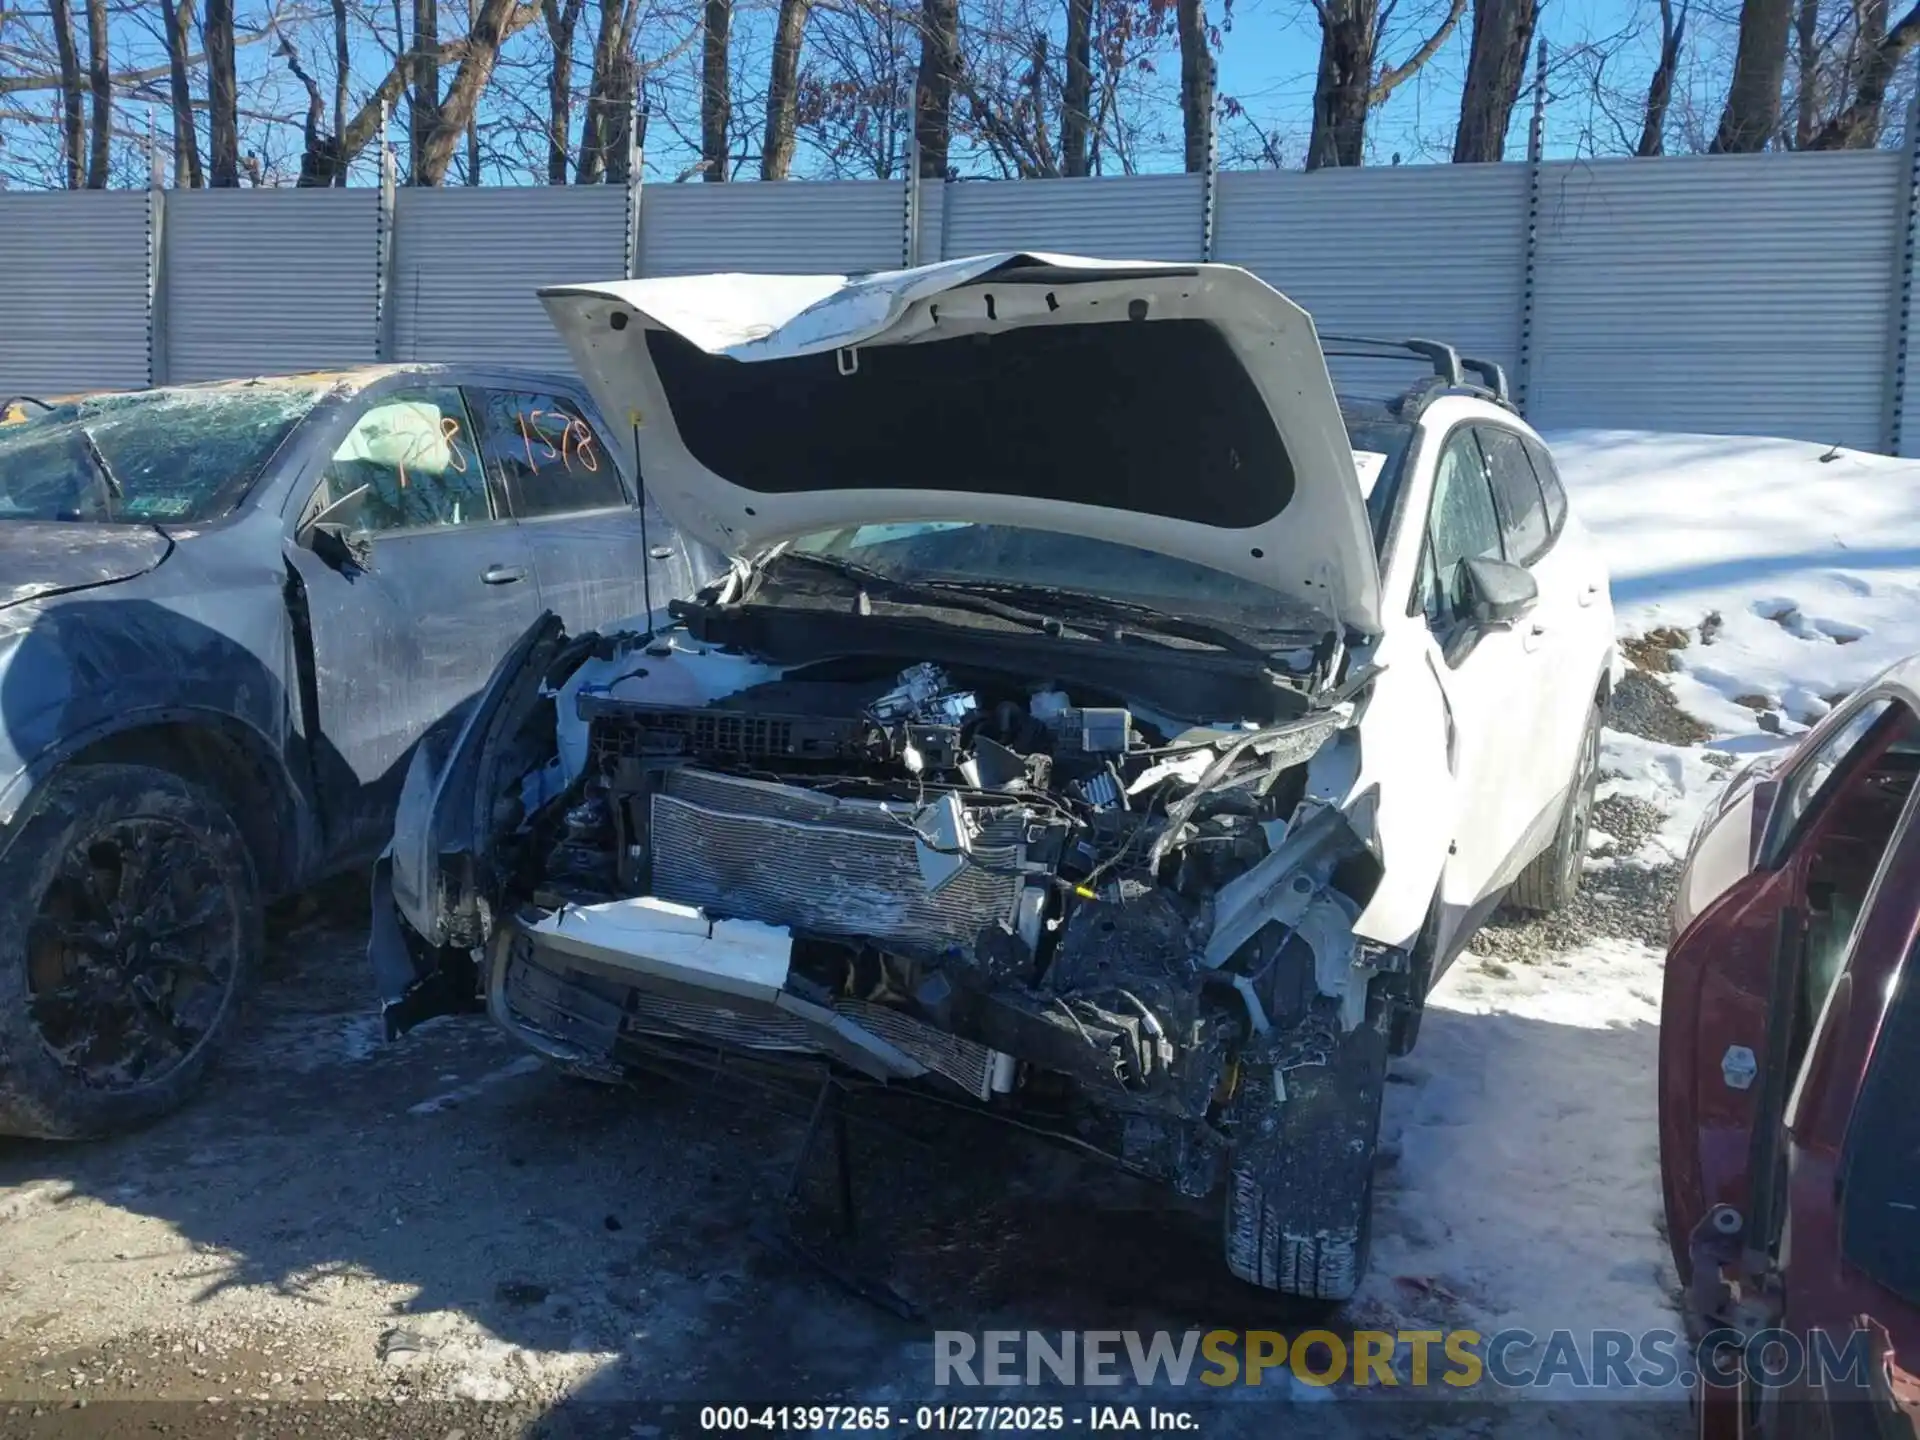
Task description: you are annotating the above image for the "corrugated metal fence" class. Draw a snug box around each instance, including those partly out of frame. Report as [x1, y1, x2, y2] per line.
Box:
[2, 150, 1916, 453]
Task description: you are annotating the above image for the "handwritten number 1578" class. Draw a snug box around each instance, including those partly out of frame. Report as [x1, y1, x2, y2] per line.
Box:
[515, 409, 600, 474]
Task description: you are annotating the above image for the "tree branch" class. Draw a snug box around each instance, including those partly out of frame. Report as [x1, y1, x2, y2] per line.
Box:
[1372, 0, 1467, 102]
[0, 21, 280, 96]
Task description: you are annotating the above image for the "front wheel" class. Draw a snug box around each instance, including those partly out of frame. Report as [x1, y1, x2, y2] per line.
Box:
[1506, 702, 1603, 915]
[1222, 1006, 1389, 1302]
[0, 763, 260, 1140]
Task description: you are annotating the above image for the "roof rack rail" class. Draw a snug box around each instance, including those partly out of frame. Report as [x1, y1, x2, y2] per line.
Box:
[1458, 356, 1511, 405]
[1318, 333, 1512, 407]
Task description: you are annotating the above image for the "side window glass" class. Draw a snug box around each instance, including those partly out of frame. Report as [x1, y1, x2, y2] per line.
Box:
[1765, 699, 1897, 864]
[469, 390, 626, 519]
[309, 388, 486, 536]
[1522, 434, 1569, 533]
[1424, 431, 1503, 627]
[1840, 950, 1920, 1306]
[1479, 427, 1552, 565]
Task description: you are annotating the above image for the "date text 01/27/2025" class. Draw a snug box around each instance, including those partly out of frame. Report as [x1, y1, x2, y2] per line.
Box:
[696, 1407, 1200, 1432]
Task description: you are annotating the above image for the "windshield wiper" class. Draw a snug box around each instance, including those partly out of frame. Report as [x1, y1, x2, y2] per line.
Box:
[917, 581, 1287, 665]
[76, 426, 124, 521]
[765, 552, 1108, 640]
[765, 555, 1285, 666]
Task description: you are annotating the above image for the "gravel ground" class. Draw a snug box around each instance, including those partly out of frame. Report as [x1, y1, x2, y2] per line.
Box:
[1607, 670, 1712, 747]
[1470, 658, 1712, 961]
[1477, 795, 1680, 957]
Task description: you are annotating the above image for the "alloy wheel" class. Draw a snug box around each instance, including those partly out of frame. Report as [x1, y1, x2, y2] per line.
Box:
[24, 817, 242, 1092]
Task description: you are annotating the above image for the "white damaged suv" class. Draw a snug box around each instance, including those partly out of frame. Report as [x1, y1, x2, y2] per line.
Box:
[371, 253, 1616, 1301]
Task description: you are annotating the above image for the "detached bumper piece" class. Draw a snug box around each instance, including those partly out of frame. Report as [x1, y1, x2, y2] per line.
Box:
[488, 896, 1013, 1101]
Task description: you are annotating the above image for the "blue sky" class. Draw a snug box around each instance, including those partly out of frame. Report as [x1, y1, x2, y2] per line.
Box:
[0, 0, 1743, 188]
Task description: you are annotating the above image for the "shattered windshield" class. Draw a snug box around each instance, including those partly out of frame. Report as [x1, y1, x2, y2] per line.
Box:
[0, 383, 325, 524]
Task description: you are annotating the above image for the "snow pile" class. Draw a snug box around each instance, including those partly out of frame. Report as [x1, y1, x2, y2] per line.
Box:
[1553, 430, 1920, 738]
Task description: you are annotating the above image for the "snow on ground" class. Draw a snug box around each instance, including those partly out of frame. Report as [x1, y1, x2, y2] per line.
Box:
[1595, 730, 1737, 867]
[1362, 430, 1920, 1397]
[1372, 935, 1680, 1397]
[1554, 430, 1920, 738]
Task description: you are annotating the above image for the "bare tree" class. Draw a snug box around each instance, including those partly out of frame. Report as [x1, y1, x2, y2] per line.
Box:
[1306, 0, 1465, 168]
[1452, 0, 1538, 161]
[578, 0, 628, 181]
[409, 0, 439, 179]
[278, 33, 337, 181]
[700, 0, 731, 175]
[955, 20, 1062, 176]
[157, 0, 203, 184]
[1061, 0, 1093, 172]
[1639, 0, 1685, 153]
[336, 56, 432, 173]
[1808, 0, 1920, 144]
[82, 0, 109, 185]
[544, 0, 586, 181]
[204, 0, 240, 183]
[332, 0, 349, 180]
[412, 0, 541, 181]
[916, 0, 958, 175]
[793, 0, 918, 178]
[1712, 0, 1794, 149]
[762, 0, 810, 175]
[1176, 0, 1211, 170]
[1792, 0, 1821, 142]
[463, 0, 481, 179]
[47, 0, 84, 187]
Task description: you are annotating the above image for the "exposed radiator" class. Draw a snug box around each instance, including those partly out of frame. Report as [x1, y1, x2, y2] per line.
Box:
[649, 768, 1026, 956]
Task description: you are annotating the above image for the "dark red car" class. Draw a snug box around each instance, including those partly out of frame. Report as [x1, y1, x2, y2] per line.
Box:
[1664, 661, 1920, 1437]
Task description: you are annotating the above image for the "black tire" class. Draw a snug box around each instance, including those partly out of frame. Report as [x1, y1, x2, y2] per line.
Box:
[1506, 702, 1602, 915]
[0, 763, 259, 1140]
[1225, 1160, 1375, 1303]
[1222, 1009, 1389, 1302]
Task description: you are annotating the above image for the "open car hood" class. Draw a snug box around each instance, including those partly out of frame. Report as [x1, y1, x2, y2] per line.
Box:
[540, 253, 1383, 636]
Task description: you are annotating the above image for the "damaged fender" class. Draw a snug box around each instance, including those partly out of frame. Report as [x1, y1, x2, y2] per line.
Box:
[1332, 632, 1461, 952]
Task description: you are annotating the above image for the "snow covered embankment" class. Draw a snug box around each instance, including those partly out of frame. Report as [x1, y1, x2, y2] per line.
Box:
[1565, 429, 1920, 864]
[1567, 430, 1920, 743]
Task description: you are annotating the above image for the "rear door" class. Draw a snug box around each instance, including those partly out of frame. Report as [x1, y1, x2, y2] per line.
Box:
[464, 384, 708, 635]
[285, 383, 543, 862]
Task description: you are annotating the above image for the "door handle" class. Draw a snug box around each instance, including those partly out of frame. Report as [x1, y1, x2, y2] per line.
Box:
[1578, 582, 1601, 608]
[1523, 622, 1549, 653]
[481, 564, 527, 585]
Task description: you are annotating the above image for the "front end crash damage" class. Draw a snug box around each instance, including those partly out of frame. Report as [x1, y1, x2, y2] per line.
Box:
[381, 607, 1405, 1203]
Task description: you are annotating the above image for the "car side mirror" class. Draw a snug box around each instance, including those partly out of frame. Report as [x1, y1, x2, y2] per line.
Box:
[1441, 557, 1538, 666]
[1463, 556, 1537, 626]
[307, 521, 373, 575]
